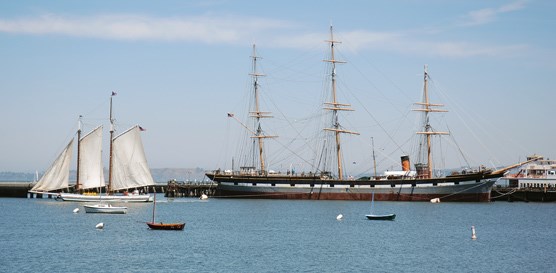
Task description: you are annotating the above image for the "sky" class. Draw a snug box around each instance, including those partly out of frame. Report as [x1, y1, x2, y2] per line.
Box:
[1, 0, 555, 177]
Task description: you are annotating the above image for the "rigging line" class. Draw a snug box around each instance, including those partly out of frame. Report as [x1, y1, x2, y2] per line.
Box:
[351, 93, 406, 153]
[393, 181, 492, 201]
[491, 188, 517, 199]
[46, 121, 79, 167]
[264, 89, 320, 157]
[271, 137, 318, 171]
[428, 77, 501, 165]
[388, 108, 413, 141]
[254, 105, 318, 170]
[315, 138, 329, 174]
[438, 133, 445, 172]
[439, 180, 491, 200]
[445, 124, 471, 168]
[419, 76, 466, 168]
[334, 48, 414, 110]
[264, 43, 323, 75]
[332, 72, 409, 154]
[375, 133, 415, 168]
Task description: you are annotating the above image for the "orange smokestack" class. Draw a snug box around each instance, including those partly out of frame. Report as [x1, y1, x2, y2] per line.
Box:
[401, 155, 410, 171]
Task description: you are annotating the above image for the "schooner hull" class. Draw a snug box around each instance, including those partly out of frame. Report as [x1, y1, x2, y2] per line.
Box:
[206, 173, 499, 202]
[59, 193, 153, 202]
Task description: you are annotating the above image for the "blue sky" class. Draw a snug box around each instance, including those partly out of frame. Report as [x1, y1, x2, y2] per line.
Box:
[1, 0, 554, 177]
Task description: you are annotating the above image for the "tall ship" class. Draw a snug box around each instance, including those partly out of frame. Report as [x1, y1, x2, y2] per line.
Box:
[29, 93, 155, 202]
[206, 27, 533, 202]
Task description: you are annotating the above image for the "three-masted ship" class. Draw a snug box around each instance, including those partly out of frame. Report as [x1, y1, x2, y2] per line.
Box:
[206, 27, 533, 202]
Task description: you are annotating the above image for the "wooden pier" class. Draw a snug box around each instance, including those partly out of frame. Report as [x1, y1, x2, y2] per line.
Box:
[491, 187, 556, 202]
[164, 180, 217, 198]
[0, 181, 216, 198]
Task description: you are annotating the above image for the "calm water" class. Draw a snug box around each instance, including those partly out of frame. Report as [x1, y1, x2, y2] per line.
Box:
[0, 195, 554, 272]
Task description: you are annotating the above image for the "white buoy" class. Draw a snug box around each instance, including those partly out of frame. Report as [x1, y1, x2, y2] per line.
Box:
[336, 214, 343, 220]
[73, 208, 80, 213]
[471, 225, 477, 240]
[96, 222, 104, 229]
[430, 198, 440, 203]
[200, 194, 208, 200]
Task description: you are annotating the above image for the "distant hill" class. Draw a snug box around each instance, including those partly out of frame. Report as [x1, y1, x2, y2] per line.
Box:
[0, 171, 37, 182]
[150, 168, 207, 182]
[0, 168, 208, 183]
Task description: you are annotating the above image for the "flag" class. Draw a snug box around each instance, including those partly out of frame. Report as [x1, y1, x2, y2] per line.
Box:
[227, 113, 234, 117]
[139, 126, 146, 131]
[111, 91, 117, 96]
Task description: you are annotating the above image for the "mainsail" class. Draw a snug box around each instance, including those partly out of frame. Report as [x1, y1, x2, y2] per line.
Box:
[30, 138, 74, 193]
[110, 125, 155, 191]
[78, 126, 105, 189]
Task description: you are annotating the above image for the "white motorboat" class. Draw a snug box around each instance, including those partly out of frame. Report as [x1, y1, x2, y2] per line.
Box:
[84, 203, 127, 214]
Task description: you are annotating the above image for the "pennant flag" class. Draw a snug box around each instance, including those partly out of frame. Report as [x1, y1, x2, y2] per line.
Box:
[227, 113, 234, 117]
[139, 126, 146, 131]
[111, 91, 117, 96]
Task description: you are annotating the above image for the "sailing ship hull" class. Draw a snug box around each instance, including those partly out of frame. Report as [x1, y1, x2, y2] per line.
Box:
[59, 193, 153, 202]
[206, 172, 499, 202]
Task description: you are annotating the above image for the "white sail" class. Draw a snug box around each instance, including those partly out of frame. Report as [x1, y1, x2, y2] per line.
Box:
[30, 138, 74, 192]
[79, 126, 105, 190]
[111, 126, 155, 191]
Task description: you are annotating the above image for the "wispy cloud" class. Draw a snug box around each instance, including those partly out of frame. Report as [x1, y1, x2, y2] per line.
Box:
[0, 10, 529, 59]
[0, 13, 295, 44]
[407, 40, 527, 58]
[459, 0, 528, 26]
[327, 30, 528, 58]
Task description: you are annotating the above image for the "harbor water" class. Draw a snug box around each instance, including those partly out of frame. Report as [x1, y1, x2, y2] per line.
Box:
[1, 195, 554, 272]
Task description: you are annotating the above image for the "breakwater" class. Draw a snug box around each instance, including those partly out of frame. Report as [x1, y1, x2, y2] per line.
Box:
[0, 182, 35, 197]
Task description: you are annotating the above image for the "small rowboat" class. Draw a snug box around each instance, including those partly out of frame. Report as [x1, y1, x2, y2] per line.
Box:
[365, 214, 396, 221]
[146, 193, 185, 231]
[146, 222, 185, 230]
[366, 192, 396, 221]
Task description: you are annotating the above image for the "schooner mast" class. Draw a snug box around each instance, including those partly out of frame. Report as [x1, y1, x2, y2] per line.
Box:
[108, 92, 116, 193]
[413, 65, 448, 178]
[323, 26, 359, 180]
[75, 115, 82, 192]
[249, 44, 276, 174]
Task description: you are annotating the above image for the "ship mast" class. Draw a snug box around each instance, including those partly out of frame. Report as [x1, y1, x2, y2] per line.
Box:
[414, 65, 448, 178]
[323, 26, 359, 180]
[75, 115, 82, 192]
[249, 44, 276, 174]
[371, 137, 377, 178]
[108, 92, 116, 193]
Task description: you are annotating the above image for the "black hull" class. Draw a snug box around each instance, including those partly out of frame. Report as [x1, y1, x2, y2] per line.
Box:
[206, 172, 501, 202]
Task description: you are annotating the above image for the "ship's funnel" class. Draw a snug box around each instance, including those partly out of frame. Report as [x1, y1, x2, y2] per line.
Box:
[401, 155, 410, 171]
[415, 163, 429, 178]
